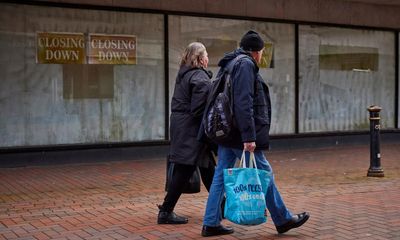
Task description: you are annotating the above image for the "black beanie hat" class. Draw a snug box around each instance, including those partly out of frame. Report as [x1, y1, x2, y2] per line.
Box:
[240, 30, 264, 51]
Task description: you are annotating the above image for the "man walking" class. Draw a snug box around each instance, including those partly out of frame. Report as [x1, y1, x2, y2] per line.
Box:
[201, 30, 310, 237]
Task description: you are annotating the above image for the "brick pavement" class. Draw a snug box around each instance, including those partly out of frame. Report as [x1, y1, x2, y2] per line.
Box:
[0, 143, 399, 240]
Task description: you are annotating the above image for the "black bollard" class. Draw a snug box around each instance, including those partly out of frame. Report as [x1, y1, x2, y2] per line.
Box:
[367, 105, 384, 177]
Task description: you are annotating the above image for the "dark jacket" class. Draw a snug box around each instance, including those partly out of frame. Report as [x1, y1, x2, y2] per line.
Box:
[169, 65, 215, 168]
[217, 48, 272, 150]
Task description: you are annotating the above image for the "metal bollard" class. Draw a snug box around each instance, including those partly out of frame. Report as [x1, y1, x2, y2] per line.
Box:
[367, 105, 384, 177]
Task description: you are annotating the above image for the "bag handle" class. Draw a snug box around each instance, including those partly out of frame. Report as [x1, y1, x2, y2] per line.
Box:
[239, 150, 258, 169]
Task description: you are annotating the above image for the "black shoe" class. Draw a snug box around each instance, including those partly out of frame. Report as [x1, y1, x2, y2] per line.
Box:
[276, 212, 310, 234]
[201, 225, 234, 237]
[157, 211, 188, 224]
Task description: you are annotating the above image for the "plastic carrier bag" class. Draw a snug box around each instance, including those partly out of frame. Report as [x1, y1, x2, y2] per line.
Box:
[223, 151, 271, 225]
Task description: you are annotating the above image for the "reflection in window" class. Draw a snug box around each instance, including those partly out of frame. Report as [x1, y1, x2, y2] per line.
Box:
[319, 45, 378, 72]
[197, 38, 237, 67]
[63, 65, 114, 99]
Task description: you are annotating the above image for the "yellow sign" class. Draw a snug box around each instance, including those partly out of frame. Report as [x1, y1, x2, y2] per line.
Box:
[88, 34, 137, 64]
[259, 42, 274, 68]
[36, 32, 85, 64]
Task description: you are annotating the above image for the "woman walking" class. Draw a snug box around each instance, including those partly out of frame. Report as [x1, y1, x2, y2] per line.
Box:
[157, 42, 215, 224]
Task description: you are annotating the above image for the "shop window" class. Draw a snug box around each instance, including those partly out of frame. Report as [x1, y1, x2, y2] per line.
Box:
[169, 16, 295, 134]
[0, 3, 165, 147]
[299, 26, 395, 133]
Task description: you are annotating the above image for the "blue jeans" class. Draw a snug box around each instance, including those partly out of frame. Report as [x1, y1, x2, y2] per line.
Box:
[203, 146, 292, 227]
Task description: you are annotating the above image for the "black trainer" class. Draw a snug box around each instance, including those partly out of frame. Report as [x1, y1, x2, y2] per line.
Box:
[201, 225, 234, 237]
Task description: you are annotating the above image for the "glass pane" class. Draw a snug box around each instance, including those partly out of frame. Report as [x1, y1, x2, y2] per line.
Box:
[0, 4, 165, 147]
[299, 26, 395, 132]
[168, 16, 295, 135]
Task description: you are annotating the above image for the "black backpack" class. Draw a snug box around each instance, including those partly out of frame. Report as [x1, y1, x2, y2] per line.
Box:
[202, 54, 247, 144]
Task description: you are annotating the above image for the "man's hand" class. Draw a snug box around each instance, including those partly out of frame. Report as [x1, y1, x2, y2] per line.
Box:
[243, 142, 256, 152]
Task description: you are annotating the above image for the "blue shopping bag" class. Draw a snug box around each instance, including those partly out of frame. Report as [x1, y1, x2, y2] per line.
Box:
[223, 151, 271, 225]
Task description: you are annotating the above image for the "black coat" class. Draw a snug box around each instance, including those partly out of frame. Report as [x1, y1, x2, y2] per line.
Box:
[169, 65, 214, 168]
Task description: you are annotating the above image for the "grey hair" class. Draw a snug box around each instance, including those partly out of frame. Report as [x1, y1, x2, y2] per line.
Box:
[179, 42, 207, 68]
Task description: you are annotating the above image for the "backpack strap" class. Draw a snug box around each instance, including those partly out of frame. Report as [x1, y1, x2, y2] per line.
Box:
[224, 54, 252, 113]
[225, 54, 249, 75]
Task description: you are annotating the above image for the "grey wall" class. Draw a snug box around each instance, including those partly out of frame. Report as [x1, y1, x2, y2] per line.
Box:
[36, 0, 400, 30]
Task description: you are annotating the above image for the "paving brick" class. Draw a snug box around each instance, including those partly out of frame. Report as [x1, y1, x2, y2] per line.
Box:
[0, 144, 399, 239]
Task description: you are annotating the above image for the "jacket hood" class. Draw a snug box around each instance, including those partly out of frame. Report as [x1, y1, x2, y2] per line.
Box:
[177, 65, 212, 79]
[177, 65, 193, 78]
[217, 48, 253, 68]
